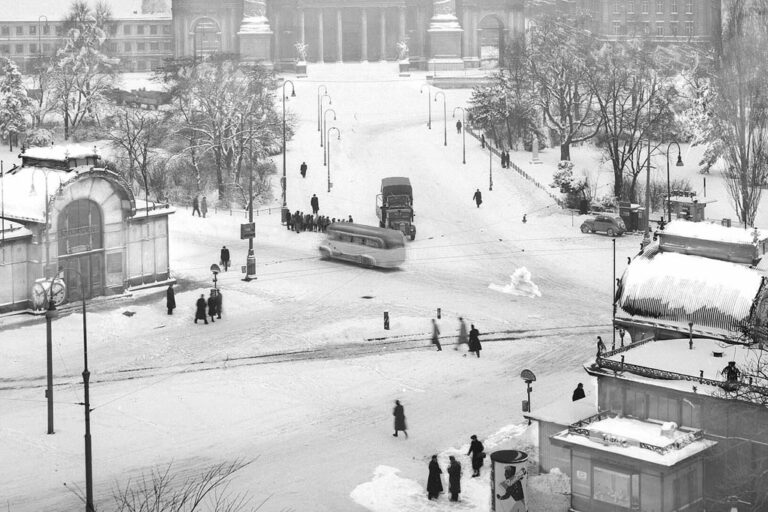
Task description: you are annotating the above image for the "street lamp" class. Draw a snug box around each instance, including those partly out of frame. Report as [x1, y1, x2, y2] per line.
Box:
[419, 84, 432, 130]
[319, 93, 331, 145]
[434, 91, 447, 146]
[317, 85, 327, 132]
[665, 141, 684, 223]
[54, 266, 95, 512]
[326, 126, 340, 193]
[323, 108, 336, 160]
[489, 144, 494, 191]
[453, 106, 466, 164]
[520, 369, 536, 425]
[281, 79, 295, 219]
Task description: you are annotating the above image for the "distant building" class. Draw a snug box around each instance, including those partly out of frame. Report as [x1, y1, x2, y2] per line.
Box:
[0, 145, 173, 313]
[0, 0, 172, 73]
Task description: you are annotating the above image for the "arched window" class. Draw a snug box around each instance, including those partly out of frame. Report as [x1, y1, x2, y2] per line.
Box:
[193, 17, 221, 59]
[58, 199, 103, 255]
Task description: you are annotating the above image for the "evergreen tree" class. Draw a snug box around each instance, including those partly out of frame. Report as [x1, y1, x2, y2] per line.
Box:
[0, 57, 30, 141]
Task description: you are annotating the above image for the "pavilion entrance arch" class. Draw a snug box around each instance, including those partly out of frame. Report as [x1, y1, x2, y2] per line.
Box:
[477, 14, 504, 68]
[57, 199, 105, 302]
[192, 17, 222, 60]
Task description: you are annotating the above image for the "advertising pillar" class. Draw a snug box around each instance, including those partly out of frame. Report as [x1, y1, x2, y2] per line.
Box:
[490, 450, 528, 512]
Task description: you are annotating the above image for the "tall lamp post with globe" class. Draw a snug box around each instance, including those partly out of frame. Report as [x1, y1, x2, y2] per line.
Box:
[326, 127, 340, 193]
[281, 79, 295, 224]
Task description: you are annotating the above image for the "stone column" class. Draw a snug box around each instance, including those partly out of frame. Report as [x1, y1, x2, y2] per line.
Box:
[379, 8, 387, 61]
[238, 0, 274, 67]
[299, 9, 305, 44]
[318, 9, 324, 62]
[273, 11, 281, 62]
[336, 8, 343, 62]
[361, 9, 368, 62]
[427, 0, 464, 71]
[461, 7, 469, 60]
[398, 6, 406, 43]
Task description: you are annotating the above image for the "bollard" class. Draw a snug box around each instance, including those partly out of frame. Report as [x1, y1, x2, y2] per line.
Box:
[384, 312, 390, 330]
[437, 307, 441, 319]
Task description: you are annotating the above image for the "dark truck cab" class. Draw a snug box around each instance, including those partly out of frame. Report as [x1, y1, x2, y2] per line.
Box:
[376, 177, 416, 240]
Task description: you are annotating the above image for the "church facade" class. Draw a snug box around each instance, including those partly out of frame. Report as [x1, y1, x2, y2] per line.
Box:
[171, 0, 526, 70]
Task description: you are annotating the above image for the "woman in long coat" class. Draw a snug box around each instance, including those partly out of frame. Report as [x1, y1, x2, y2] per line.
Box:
[207, 291, 217, 323]
[427, 455, 443, 500]
[468, 324, 482, 357]
[457, 317, 468, 349]
[166, 284, 176, 315]
[447, 456, 462, 501]
[393, 400, 407, 438]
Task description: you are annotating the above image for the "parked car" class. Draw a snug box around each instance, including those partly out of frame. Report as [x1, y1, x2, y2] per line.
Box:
[580, 214, 626, 237]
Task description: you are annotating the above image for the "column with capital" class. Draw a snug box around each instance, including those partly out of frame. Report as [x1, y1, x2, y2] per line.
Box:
[427, 0, 464, 72]
[361, 9, 368, 62]
[336, 9, 343, 62]
[238, 0, 274, 67]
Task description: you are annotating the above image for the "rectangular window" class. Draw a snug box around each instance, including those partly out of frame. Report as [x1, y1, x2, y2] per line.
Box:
[628, 0, 635, 12]
[671, 0, 678, 12]
[593, 467, 631, 507]
[43, 24, 50, 35]
[613, 22, 622, 35]
[15, 44, 23, 54]
[124, 42, 132, 52]
[162, 24, 171, 34]
[572, 455, 591, 497]
[137, 25, 144, 35]
[150, 25, 158, 35]
[16, 26, 23, 35]
[107, 42, 117, 53]
[614, 0, 621, 14]
[656, 0, 664, 12]
[29, 43, 37, 54]
[0, 45, 9, 54]
[643, 22, 650, 34]
[150, 42, 159, 51]
[685, 21, 694, 36]
[29, 25, 36, 35]
[671, 22, 679, 36]
[163, 42, 172, 51]
[55, 25, 63, 36]
[641, 0, 649, 12]
[0, 26, 9, 36]
[137, 42, 145, 51]
[43, 43, 51, 53]
[685, 0, 693, 12]
[123, 25, 131, 35]
[656, 24, 664, 36]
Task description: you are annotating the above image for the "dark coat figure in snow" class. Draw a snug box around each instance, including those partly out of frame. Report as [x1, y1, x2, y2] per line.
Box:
[431, 318, 442, 351]
[191, 196, 201, 217]
[467, 435, 485, 476]
[214, 290, 222, 319]
[207, 292, 217, 322]
[427, 455, 443, 500]
[200, 196, 208, 218]
[572, 383, 586, 401]
[348, 215, 354, 223]
[456, 120, 462, 133]
[447, 456, 462, 501]
[220, 246, 230, 271]
[456, 317, 469, 350]
[468, 325, 482, 357]
[596, 336, 607, 357]
[310, 194, 319, 214]
[393, 400, 408, 437]
[481, 134, 486, 149]
[300, 161, 307, 178]
[473, 189, 482, 208]
[166, 284, 176, 315]
[194, 295, 208, 324]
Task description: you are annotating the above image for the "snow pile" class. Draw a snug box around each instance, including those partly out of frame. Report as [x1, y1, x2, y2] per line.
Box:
[488, 268, 542, 298]
[663, 220, 763, 244]
[350, 466, 435, 512]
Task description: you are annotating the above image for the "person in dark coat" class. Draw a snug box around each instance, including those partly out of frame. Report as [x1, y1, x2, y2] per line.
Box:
[166, 283, 176, 315]
[597, 336, 607, 356]
[220, 246, 230, 272]
[456, 119, 462, 134]
[214, 289, 222, 319]
[393, 399, 407, 438]
[481, 133, 486, 149]
[447, 456, 462, 502]
[472, 189, 482, 208]
[200, 196, 208, 218]
[427, 455, 443, 500]
[348, 215, 354, 223]
[431, 318, 442, 351]
[572, 382, 586, 401]
[300, 161, 307, 178]
[311, 194, 319, 214]
[467, 435, 485, 477]
[456, 317, 468, 350]
[194, 294, 208, 324]
[207, 290, 217, 323]
[191, 195, 201, 216]
[468, 324, 482, 357]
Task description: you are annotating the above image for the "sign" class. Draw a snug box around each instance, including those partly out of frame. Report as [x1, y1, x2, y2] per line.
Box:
[520, 369, 536, 382]
[240, 222, 256, 240]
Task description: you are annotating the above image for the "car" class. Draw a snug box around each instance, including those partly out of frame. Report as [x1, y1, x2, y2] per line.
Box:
[580, 214, 626, 237]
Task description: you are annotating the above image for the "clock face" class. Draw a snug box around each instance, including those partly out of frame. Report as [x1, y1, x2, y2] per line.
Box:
[31, 282, 48, 310]
[51, 279, 67, 306]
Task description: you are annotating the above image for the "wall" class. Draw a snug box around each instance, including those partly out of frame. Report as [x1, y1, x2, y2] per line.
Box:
[0, 235, 32, 310]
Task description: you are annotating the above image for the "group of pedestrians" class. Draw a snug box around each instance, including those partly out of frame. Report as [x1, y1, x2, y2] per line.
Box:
[425, 435, 486, 502]
[287, 211, 354, 233]
[191, 195, 208, 218]
[193, 289, 223, 324]
[500, 150, 511, 168]
[431, 317, 482, 357]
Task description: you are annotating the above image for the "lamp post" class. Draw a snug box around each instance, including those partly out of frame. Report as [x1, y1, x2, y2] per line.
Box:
[453, 106, 466, 164]
[281, 80, 295, 219]
[489, 145, 493, 191]
[323, 109, 336, 161]
[420, 84, 432, 129]
[434, 91, 446, 146]
[520, 369, 536, 425]
[665, 141, 684, 223]
[55, 266, 94, 512]
[319, 93, 332, 145]
[316, 85, 327, 132]
[326, 127, 340, 193]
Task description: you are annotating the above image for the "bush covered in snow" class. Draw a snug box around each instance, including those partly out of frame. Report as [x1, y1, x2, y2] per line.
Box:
[25, 128, 54, 147]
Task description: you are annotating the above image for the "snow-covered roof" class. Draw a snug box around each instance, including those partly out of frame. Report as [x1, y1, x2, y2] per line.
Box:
[618, 246, 763, 336]
[553, 415, 717, 467]
[524, 397, 598, 426]
[23, 144, 99, 163]
[663, 220, 765, 245]
[131, 199, 175, 219]
[0, 166, 75, 223]
[3, 0, 170, 22]
[0, 220, 33, 241]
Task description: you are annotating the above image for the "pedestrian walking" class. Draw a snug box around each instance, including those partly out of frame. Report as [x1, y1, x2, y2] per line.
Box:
[166, 283, 176, 315]
[194, 294, 208, 324]
[393, 399, 408, 438]
[201, 196, 208, 218]
[427, 455, 444, 500]
[207, 290, 217, 323]
[215, 289, 222, 319]
[191, 195, 201, 217]
[447, 456, 462, 502]
[300, 161, 308, 178]
[431, 318, 442, 351]
[572, 382, 586, 401]
[522, 214, 527, 223]
[481, 133, 486, 149]
[456, 317, 468, 350]
[220, 245, 230, 272]
[472, 189, 482, 208]
[468, 324, 482, 357]
[456, 120, 462, 134]
[348, 215, 354, 223]
[311, 194, 319, 214]
[467, 435, 485, 477]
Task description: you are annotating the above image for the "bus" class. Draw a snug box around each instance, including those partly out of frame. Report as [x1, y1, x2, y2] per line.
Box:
[319, 223, 406, 268]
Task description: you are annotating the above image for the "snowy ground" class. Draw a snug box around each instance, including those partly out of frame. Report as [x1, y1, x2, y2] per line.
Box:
[0, 63, 740, 511]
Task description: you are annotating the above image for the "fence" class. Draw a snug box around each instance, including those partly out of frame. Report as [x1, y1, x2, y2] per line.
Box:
[182, 203, 282, 218]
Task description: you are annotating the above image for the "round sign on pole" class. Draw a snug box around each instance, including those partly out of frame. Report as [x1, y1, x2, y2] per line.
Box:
[490, 450, 528, 512]
[520, 369, 536, 382]
[210, 264, 221, 274]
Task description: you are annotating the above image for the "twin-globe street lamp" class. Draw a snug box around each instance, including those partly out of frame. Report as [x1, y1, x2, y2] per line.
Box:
[419, 84, 432, 130]
[326, 127, 340, 193]
[323, 108, 336, 162]
[453, 106, 466, 164]
[319, 93, 332, 146]
[317, 86, 329, 132]
[434, 91, 447, 146]
[281, 79, 295, 215]
[665, 141, 684, 223]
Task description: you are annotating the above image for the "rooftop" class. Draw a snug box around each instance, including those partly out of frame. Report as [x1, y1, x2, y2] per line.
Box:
[1, 166, 76, 223]
[3, 0, 170, 22]
[524, 396, 598, 426]
[22, 144, 100, 163]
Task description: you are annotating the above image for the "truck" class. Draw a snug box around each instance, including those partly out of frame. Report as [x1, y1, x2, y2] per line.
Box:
[376, 177, 416, 240]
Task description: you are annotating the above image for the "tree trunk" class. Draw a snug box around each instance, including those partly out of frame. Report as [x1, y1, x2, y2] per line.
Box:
[560, 142, 571, 161]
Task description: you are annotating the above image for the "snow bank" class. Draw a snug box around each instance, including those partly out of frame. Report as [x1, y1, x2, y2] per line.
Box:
[488, 268, 542, 298]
